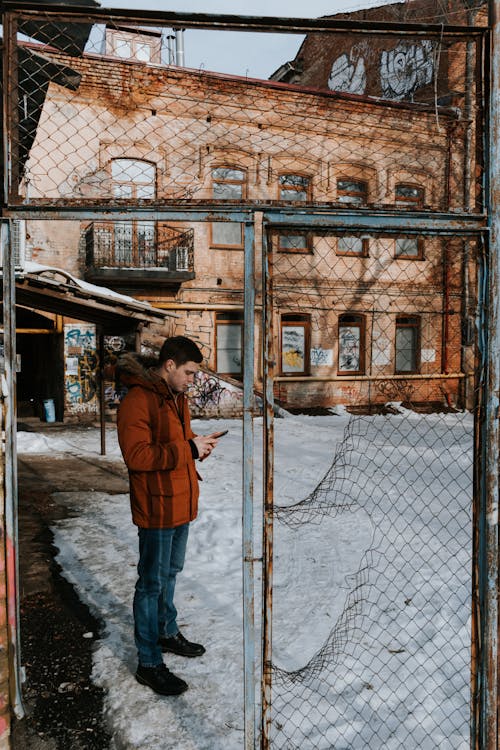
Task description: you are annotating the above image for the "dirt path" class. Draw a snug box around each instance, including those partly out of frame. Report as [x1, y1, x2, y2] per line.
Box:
[12, 450, 129, 750]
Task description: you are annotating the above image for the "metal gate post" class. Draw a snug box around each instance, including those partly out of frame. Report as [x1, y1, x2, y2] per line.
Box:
[243, 219, 256, 749]
[260, 226, 274, 750]
[479, 2, 500, 746]
[1, 221, 24, 719]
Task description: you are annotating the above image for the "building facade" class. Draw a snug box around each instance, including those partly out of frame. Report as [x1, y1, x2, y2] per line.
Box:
[15, 20, 475, 413]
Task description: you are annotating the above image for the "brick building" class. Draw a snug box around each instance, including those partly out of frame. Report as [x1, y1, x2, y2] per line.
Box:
[13, 15, 476, 416]
[271, 0, 486, 104]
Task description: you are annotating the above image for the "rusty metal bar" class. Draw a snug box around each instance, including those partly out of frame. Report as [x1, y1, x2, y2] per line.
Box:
[476, 3, 499, 747]
[0, 204, 487, 231]
[260, 225, 274, 750]
[1, 220, 24, 719]
[98, 329, 106, 457]
[3, 3, 488, 37]
[2, 11, 19, 206]
[243, 219, 256, 750]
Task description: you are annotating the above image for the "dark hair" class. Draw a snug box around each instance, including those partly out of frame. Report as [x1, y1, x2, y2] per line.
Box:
[159, 336, 203, 366]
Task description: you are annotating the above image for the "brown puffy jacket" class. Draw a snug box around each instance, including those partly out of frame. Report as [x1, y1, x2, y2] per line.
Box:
[116, 353, 199, 529]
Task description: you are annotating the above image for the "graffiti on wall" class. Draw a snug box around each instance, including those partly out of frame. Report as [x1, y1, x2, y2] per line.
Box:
[188, 370, 243, 414]
[328, 40, 435, 102]
[311, 347, 333, 367]
[103, 335, 128, 409]
[64, 324, 98, 414]
[328, 53, 366, 95]
[380, 40, 435, 101]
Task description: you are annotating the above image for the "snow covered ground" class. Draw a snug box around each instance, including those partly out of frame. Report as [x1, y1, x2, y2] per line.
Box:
[18, 409, 473, 750]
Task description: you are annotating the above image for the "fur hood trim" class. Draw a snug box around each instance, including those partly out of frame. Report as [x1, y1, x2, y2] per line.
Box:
[116, 352, 162, 389]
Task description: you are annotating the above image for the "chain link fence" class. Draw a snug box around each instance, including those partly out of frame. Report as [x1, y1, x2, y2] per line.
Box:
[1, 3, 491, 748]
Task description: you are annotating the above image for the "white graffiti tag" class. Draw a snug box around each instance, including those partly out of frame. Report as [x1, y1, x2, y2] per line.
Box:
[380, 40, 435, 101]
[328, 53, 366, 95]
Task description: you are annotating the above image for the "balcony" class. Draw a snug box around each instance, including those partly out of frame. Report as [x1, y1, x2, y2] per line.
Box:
[84, 221, 195, 289]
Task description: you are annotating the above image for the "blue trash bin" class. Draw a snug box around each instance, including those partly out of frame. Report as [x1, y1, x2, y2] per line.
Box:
[43, 399, 56, 423]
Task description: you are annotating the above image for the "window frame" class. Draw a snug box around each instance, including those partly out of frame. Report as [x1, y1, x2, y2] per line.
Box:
[210, 165, 246, 249]
[110, 158, 157, 265]
[277, 231, 313, 254]
[336, 178, 368, 205]
[277, 173, 312, 253]
[336, 236, 369, 257]
[277, 173, 312, 202]
[280, 314, 311, 376]
[338, 313, 365, 375]
[215, 311, 244, 377]
[394, 236, 425, 260]
[395, 316, 421, 374]
[395, 183, 425, 208]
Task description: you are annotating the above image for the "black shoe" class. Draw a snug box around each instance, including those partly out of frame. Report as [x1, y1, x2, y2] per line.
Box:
[159, 631, 206, 658]
[135, 663, 188, 695]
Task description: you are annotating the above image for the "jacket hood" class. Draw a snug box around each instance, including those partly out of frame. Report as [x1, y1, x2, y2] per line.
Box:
[116, 352, 166, 393]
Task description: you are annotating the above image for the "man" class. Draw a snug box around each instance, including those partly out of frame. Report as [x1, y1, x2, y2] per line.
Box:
[117, 336, 222, 696]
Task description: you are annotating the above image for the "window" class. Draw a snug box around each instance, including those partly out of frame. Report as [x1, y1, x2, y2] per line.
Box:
[112, 159, 155, 199]
[279, 174, 311, 202]
[216, 312, 243, 376]
[111, 159, 156, 264]
[280, 314, 310, 375]
[278, 174, 311, 252]
[338, 314, 365, 374]
[395, 237, 424, 259]
[106, 27, 161, 63]
[395, 183, 424, 208]
[211, 167, 246, 248]
[395, 185, 424, 259]
[337, 236, 369, 256]
[337, 179, 368, 205]
[395, 317, 420, 373]
[277, 232, 312, 254]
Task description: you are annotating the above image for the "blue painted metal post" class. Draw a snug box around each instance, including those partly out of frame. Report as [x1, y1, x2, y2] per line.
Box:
[480, 2, 500, 746]
[260, 226, 274, 750]
[243, 220, 256, 749]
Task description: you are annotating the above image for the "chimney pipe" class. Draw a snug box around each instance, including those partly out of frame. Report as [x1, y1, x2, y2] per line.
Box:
[175, 29, 185, 67]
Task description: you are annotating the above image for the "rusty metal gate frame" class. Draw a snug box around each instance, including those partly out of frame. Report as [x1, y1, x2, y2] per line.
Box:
[0, 3, 497, 748]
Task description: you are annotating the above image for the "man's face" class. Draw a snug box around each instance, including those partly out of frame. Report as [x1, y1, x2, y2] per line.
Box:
[163, 359, 199, 393]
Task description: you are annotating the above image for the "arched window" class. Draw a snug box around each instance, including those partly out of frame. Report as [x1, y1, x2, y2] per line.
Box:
[338, 314, 365, 374]
[395, 183, 424, 207]
[337, 178, 368, 205]
[111, 159, 156, 264]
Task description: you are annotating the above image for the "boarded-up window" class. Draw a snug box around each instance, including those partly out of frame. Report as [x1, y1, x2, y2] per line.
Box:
[338, 314, 365, 374]
[281, 314, 310, 375]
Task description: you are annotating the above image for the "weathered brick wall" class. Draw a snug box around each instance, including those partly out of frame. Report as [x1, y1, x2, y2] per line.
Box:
[277, 0, 487, 103]
[22, 42, 471, 412]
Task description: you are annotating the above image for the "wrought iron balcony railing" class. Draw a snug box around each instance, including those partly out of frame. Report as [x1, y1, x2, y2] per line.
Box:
[85, 221, 194, 273]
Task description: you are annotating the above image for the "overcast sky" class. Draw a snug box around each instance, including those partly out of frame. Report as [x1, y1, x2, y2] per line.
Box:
[98, 0, 399, 79]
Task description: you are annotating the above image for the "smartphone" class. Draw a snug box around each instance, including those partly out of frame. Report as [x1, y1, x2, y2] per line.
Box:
[212, 429, 228, 438]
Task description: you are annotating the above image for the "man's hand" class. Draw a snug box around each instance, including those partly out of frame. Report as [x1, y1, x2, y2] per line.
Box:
[192, 433, 220, 461]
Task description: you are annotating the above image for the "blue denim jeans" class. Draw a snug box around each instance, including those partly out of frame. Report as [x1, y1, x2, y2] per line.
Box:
[133, 524, 189, 667]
